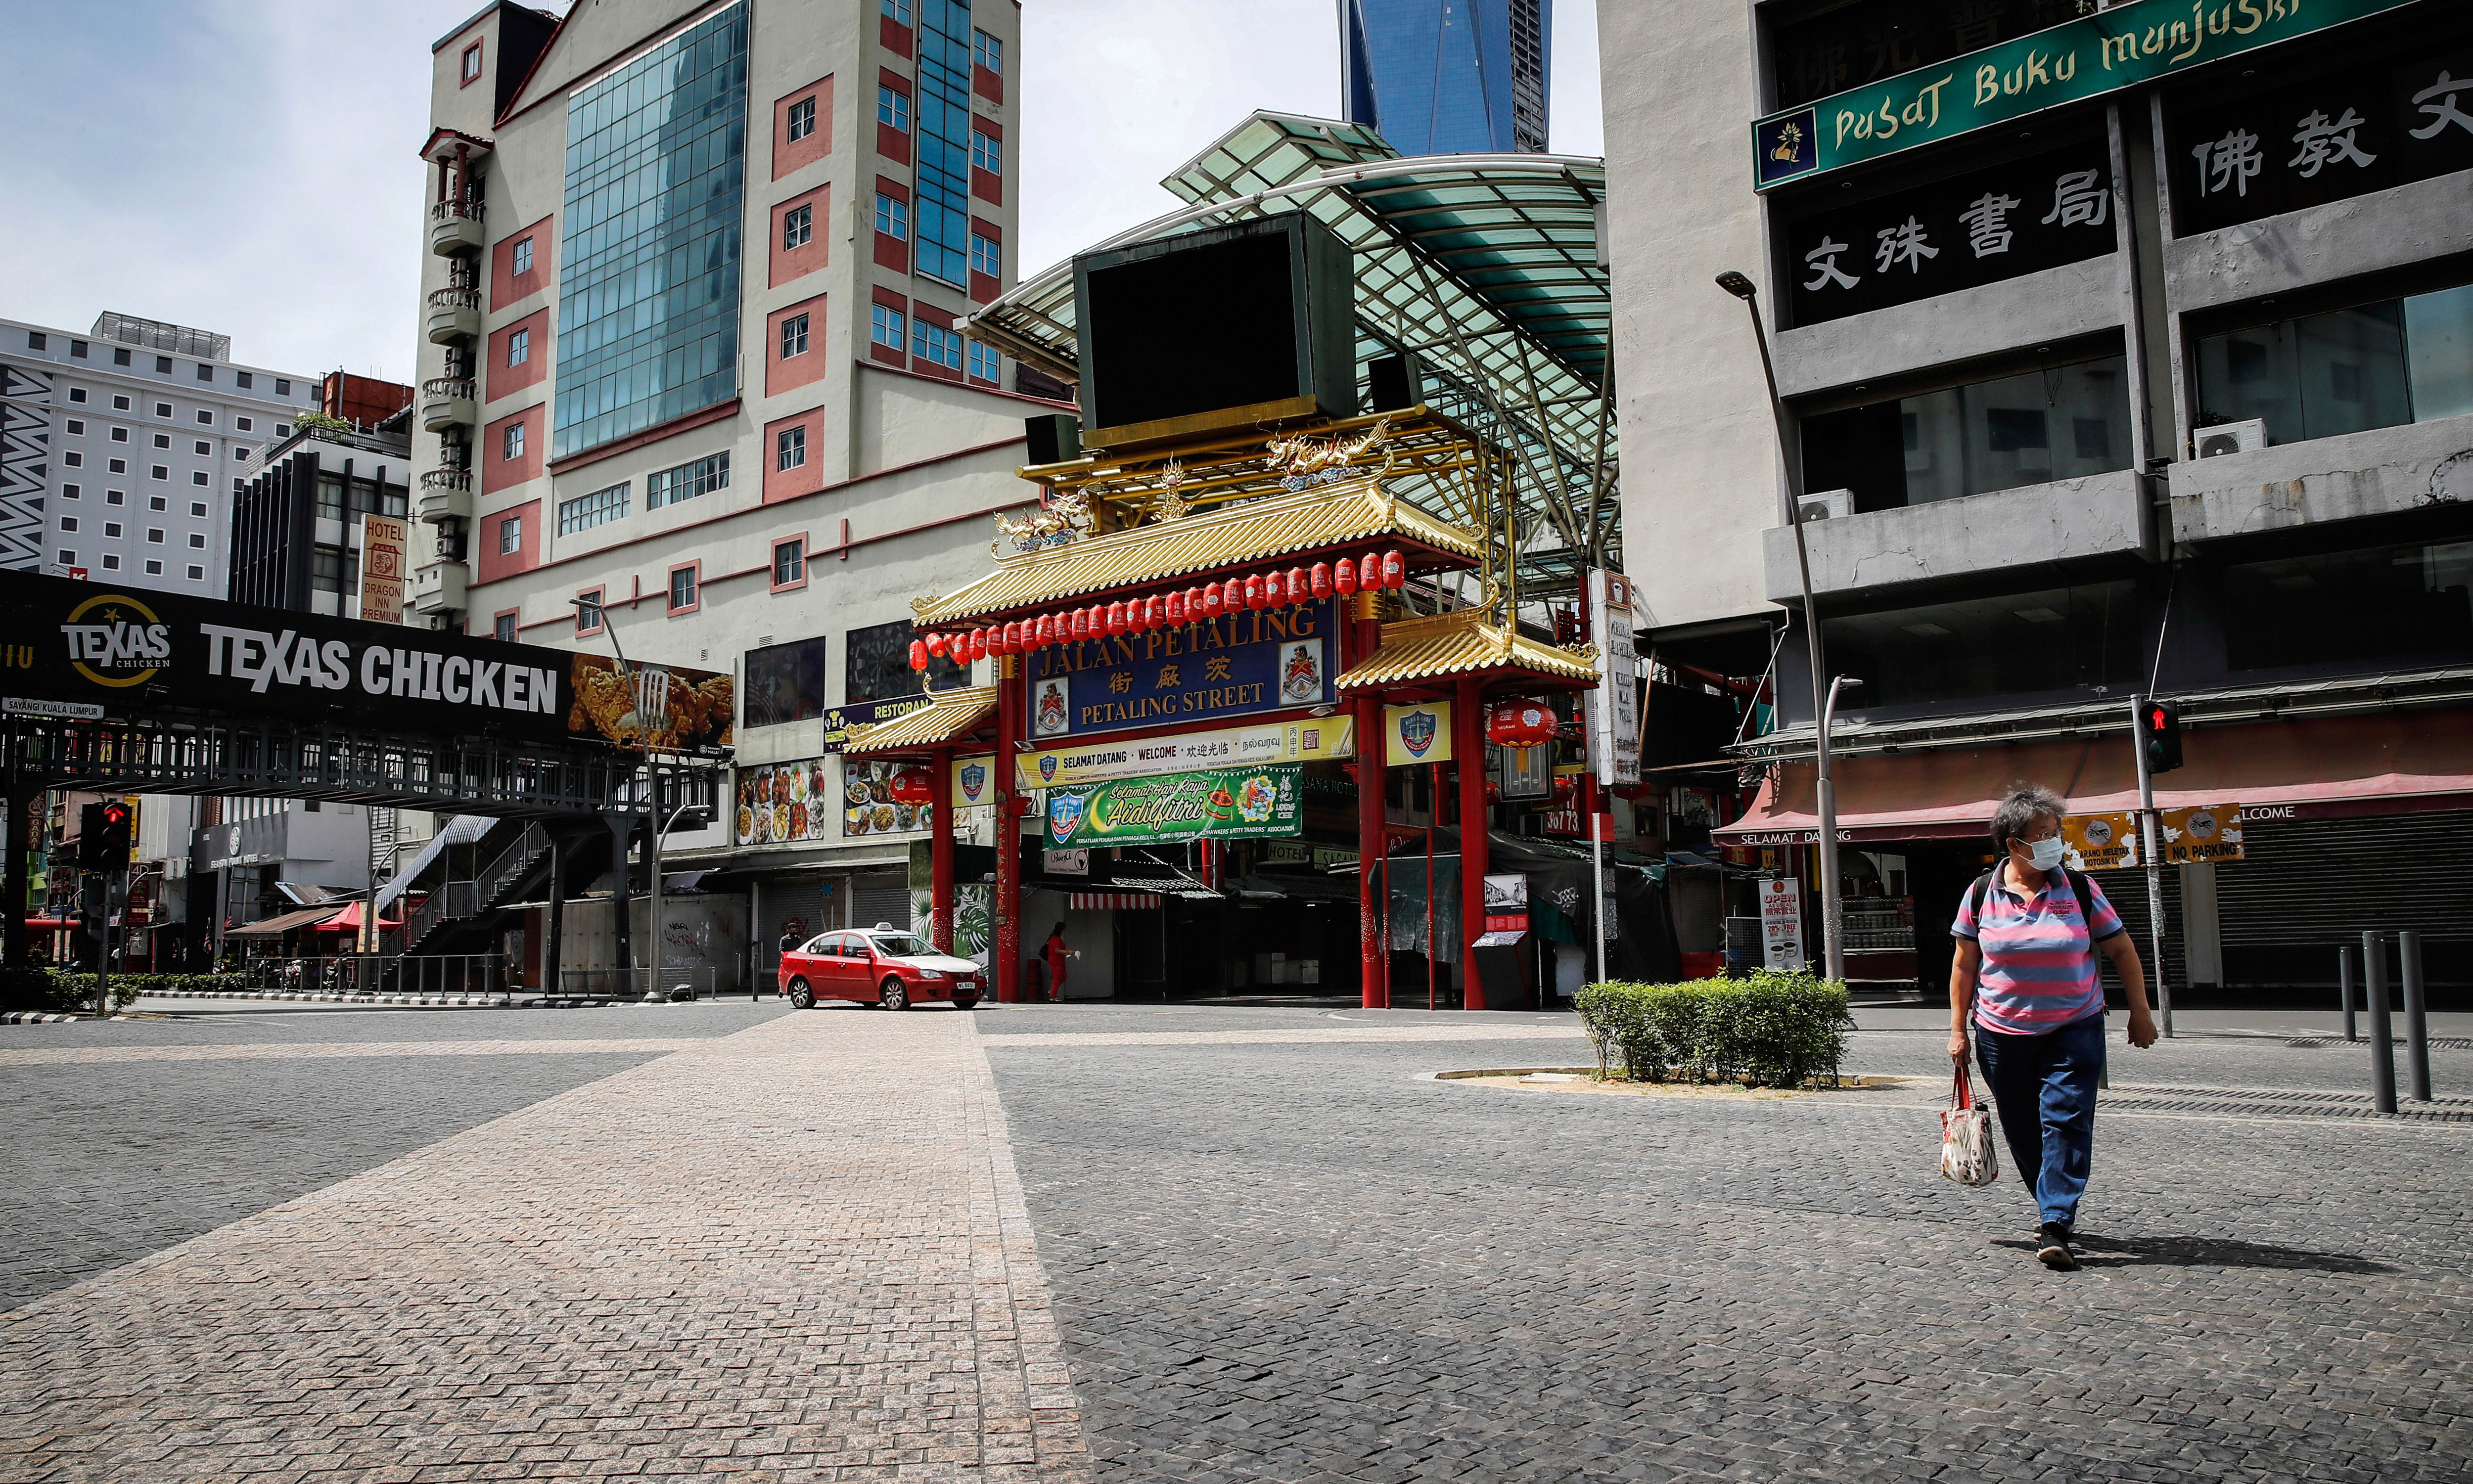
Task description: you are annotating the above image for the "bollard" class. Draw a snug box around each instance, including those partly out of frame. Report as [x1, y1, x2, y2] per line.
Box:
[2400, 931, 2432, 1104]
[2338, 944, 2358, 1042]
[2363, 931, 2397, 1116]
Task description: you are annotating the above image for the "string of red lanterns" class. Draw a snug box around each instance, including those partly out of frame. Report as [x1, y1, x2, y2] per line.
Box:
[910, 547, 1410, 670]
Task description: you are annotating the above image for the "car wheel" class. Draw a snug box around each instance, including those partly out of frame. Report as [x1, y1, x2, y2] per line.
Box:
[879, 977, 910, 1012]
[786, 978, 815, 1010]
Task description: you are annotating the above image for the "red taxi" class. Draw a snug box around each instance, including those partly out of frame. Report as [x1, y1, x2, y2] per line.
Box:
[779, 927, 984, 1011]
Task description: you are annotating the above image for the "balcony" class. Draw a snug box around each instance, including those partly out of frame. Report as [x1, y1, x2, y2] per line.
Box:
[419, 377, 476, 432]
[425, 287, 481, 344]
[410, 560, 468, 616]
[1761, 469, 2147, 602]
[429, 198, 486, 256]
[417, 466, 473, 524]
[2167, 411, 2473, 547]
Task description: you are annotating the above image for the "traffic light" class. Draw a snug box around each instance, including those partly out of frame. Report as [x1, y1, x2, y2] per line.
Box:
[78, 800, 133, 872]
[2142, 701, 2184, 776]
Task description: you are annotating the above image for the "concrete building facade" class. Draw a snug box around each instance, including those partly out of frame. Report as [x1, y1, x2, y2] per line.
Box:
[1603, 0, 2473, 1003]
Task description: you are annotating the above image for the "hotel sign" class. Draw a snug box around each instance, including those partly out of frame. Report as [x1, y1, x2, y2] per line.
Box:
[1753, 0, 2420, 189]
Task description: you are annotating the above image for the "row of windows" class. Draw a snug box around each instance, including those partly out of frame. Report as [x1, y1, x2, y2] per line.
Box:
[519, 450, 734, 559]
[59, 454, 218, 486]
[865, 303, 1001, 379]
[747, 621, 969, 723]
[53, 388, 275, 435]
[55, 519, 205, 547]
[876, 0, 1006, 74]
[58, 486, 209, 518]
[53, 552, 206, 580]
[61, 426, 246, 460]
[558, 480, 630, 534]
[23, 330, 293, 395]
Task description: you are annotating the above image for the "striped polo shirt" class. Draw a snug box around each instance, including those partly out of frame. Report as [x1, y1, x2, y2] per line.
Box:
[1951, 868, 2123, 1035]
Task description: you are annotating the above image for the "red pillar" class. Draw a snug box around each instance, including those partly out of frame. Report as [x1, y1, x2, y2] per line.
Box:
[1456, 674, 1489, 1010]
[928, 746, 955, 953]
[994, 658, 1023, 1001]
[1353, 605, 1388, 1009]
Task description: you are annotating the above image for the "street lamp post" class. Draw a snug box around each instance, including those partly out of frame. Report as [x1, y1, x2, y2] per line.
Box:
[1716, 270, 1848, 984]
[569, 595, 661, 998]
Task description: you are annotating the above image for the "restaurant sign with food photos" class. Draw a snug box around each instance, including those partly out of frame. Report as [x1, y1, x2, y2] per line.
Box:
[734, 759, 837, 848]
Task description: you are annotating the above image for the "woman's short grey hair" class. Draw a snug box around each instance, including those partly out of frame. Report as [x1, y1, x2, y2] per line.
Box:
[1990, 784, 2068, 851]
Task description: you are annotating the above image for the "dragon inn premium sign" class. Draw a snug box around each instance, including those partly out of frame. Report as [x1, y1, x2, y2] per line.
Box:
[1752, 0, 2422, 188]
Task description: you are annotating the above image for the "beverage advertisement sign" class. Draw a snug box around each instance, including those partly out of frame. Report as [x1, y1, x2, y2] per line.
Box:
[1024, 600, 1333, 739]
[1044, 763, 1303, 848]
[1014, 715, 1353, 792]
[1759, 877, 1806, 971]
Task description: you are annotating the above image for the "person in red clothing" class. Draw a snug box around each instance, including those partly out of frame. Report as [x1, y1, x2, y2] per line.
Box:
[1038, 922, 1074, 1001]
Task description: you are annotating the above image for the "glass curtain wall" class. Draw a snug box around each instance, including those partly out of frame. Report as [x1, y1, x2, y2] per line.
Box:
[554, 3, 748, 460]
[915, 0, 972, 288]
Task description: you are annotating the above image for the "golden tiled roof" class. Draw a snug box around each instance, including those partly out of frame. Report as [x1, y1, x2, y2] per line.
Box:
[912, 477, 1483, 626]
[842, 686, 999, 756]
[1335, 610, 1600, 691]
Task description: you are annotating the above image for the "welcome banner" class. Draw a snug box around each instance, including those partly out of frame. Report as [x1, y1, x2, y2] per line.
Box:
[1043, 764, 1304, 848]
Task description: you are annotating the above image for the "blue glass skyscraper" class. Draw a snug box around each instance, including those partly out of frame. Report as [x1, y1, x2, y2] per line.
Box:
[1340, 0, 1550, 157]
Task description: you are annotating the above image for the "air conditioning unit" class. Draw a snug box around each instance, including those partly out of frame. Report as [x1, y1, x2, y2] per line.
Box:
[2195, 420, 2268, 458]
[1797, 488, 1853, 522]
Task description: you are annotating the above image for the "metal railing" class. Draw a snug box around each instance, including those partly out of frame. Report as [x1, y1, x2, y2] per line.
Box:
[426, 287, 481, 312]
[476, 821, 550, 908]
[422, 377, 475, 402]
[430, 198, 486, 225]
[241, 952, 507, 999]
[420, 468, 473, 493]
[405, 880, 476, 948]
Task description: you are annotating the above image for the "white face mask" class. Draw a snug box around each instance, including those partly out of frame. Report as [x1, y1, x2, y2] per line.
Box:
[2021, 835, 2068, 872]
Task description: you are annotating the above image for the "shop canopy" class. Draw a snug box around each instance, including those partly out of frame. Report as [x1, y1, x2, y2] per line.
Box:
[224, 904, 347, 937]
[961, 111, 1616, 593]
[316, 900, 404, 932]
[1335, 609, 1599, 696]
[1716, 711, 2473, 844]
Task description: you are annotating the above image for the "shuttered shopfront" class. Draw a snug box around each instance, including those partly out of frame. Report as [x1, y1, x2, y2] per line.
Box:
[756, 877, 831, 978]
[2213, 812, 2473, 992]
[849, 871, 911, 933]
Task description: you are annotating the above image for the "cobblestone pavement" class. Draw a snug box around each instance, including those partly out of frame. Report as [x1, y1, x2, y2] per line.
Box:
[0, 1003, 1090, 1483]
[983, 1004, 2473, 1484]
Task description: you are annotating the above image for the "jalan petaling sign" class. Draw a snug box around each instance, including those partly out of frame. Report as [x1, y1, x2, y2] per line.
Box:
[1753, 0, 2422, 188]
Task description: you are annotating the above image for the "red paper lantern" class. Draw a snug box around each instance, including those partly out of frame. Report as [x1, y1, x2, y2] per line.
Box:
[968, 629, 988, 663]
[1105, 601, 1127, 636]
[1222, 578, 1244, 613]
[1089, 604, 1107, 636]
[1310, 562, 1332, 599]
[1286, 566, 1308, 604]
[1165, 590, 1186, 624]
[909, 639, 929, 672]
[1333, 558, 1358, 595]
[1140, 595, 1160, 630]
[1074, 608, 1093, 640]
[889, 768, 934, 806]
[1382, 549, 1406, 589]
[1359, 553, 1381, 591]
[1486, 699, 1557, 749]
[925, 632, 948, 659]
[1030, 614, 1050, 647]
[1240, 575, 1262, 610]
[1004, 621, 1023, 654]
[1201, 584, 1224, 618]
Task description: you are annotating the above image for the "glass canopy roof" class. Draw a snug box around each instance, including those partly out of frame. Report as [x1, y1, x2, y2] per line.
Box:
[962, 112, 1617, 602]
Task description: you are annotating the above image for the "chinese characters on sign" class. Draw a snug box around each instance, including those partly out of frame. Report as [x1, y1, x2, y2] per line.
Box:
[2171, 48, 2473, 233]
[1788, 144, 2115, 326]
[1024, 599, 1332, 740]
[1758, 877, 1806, 972]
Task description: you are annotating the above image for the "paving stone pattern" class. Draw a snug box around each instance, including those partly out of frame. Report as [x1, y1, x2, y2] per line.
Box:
[0, 1010, 1091, 1483]
[987, 1006, 2473, 1484]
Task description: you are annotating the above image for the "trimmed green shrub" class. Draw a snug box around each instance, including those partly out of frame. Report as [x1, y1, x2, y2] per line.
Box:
[1577, 971, 1853, 1088]
[0, 969, 249, 1013]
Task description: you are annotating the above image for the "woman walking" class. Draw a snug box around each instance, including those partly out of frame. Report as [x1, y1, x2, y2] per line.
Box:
[1950, 784, 2157, 1269]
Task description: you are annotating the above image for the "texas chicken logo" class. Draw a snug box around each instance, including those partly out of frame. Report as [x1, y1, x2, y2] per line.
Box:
[61, 592, 172, 688]
[1047, 791, 1085, 843]
[1397, 709, 1438, 759]
[958, 762, 987, 804]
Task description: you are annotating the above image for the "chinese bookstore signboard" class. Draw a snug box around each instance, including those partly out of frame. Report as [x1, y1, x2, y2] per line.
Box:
[1754, 0, 2424, 189]
[1025, 600, 1333, 740]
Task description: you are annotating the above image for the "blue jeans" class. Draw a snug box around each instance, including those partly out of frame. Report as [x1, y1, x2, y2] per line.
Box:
[1974, 1013, 2106, 1229]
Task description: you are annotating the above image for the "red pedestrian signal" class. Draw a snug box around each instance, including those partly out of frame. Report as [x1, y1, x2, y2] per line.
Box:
[2142, 701, 2184, 776]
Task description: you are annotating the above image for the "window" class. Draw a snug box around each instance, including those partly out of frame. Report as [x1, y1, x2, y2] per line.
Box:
[494, 613, 518, 642]
[111, 395, 129, 410]
[461, 41, 482, 82]
[847, 619, 964, 703]
[66, 419, 84, 435]
[111, 427, 127, 442]
[1824, 582, 2140, 707]
[236, 371, 251, 389]
[106, 489, 124, 505]
[974, 29, 1002, 73]
[782, 202, 813, 250]
[61, 484, 78, 499]
[788, 95, 817, 142]
[188, 533, 205, 548]
[156, 356, 172, 374]
[971, 129, 1001, 174]
[508, 328, 530, 366]
[59, 517, 77, 533]
[153, 434, 170, 449]
[69, 388, 87, 404]
[149, 495, 166, 511]
[967, 339, 1000, 381]
[107, 459, 126, 474]
[878, 86, 910, 132]
[104, 522, 122, 538]
[146, 528, 163, 543]
[970, 232, 999, 278]
[57, 551, 74, 567]
[193, 440, 210, 455]
[196, 409, 213, 424]
[150, 465, 168, 481]
[668, 565, 698, 611]
[101, 554, 119, 570]
[743, 636, 830, 726]
[25, 332, 45, 351]
[875, 192, 908, 240]
[275, 379, 290, 397]
[311, 544, 356, 593]
[870, 303, 906, 351]
[236, 417, 252, 432]
[779, 312, 810, 359]
[576, 591, 604, 634]
[776, 425, 807, 470]
[190, 501, 206, 516]
[191, 471, 209, 486]
[498, 514, 522, 554]
[63, 452, 81, 468]
[2224, 538, 2473, 670]
[513, 237, 533, 276]
[773, 537, 805, 586]
[70, 340, 87, 359]
[113, 348, 133, 367]
[914, 320, 962, 370]
[275, 422, 289, 436]
[144, 560, 163, 576]
[558, 481, 629, 534]
[1801, 355, 2132, 511]
[502, 421, 525, 461]
[646, 450, 729, 508]
[196, 363, 213, 382]
[2196, 281, 2473, 447]
[187, 565, 203, 581]
[882, 0, 909, 22]
[153, 402, 171, 417]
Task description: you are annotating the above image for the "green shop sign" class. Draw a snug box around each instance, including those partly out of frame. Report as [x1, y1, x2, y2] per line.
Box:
[1043, 764, 1303, 848]
[1753, 0, 2421, 189]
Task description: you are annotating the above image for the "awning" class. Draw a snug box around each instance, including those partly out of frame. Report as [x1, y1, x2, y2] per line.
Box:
[317, 901, 404, 932]
[1335, 609, 1599, 692]
[1068, 892, 1161, 910]
[843, 686, 999, 756]
[225, 904, 347, 936]
[1715, 711, 2473, 844]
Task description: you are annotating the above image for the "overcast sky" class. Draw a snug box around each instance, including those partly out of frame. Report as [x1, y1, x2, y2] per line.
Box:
[0, 1, 1601, 384]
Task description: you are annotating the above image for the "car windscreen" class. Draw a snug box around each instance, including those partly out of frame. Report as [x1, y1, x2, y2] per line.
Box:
[867, 934, 930, 958]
